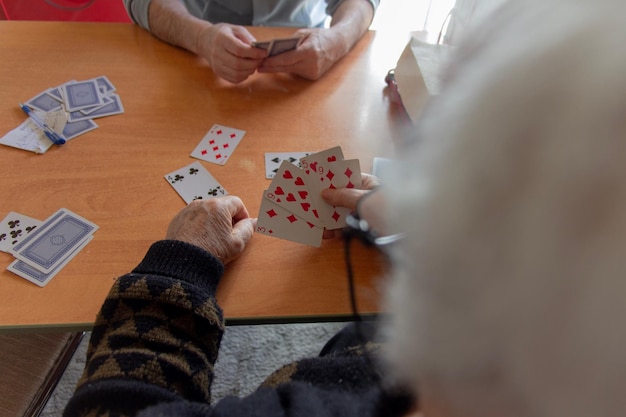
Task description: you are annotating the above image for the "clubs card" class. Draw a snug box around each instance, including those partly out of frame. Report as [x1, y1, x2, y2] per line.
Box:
[256, 192, 323, 247]
[191, 124, 246, 165]
[0, 212, 42, 253]
[8, 235, 93, 287]
[63, 80, 105, 111]
[165, 161, 228, 204]
[264, 151, 312, 179]
[11, 208, 98, 274]
[267, 35, 305, 56]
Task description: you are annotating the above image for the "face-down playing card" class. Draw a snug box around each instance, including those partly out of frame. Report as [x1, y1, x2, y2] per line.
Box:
[191, 124, 246, 165]
[256, 191, 323, 247]
[165, 161, 228, 204]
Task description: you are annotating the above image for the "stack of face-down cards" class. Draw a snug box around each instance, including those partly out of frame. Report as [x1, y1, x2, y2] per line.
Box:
[0, 209, 98, 287]
[256, 146, 362, 247]
[0, 76, 124, 153]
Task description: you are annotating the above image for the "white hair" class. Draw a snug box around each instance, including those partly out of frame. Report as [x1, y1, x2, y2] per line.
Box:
[383, 0, 626, 416]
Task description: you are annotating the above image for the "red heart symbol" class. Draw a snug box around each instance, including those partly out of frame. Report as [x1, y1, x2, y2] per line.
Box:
[283, 170, 293, 179]
[287, 193, 296, 202]
[298, 191, 308, 199]
[295, 177, 305, 186]
[301, 203, 311, 211]
[327, 156, 337, 162]
[310, 162, 318, 172]
[275, 186, 285, 195]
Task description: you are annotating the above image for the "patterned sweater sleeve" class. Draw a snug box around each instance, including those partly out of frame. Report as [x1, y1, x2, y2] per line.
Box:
[63, 240, 226, 417]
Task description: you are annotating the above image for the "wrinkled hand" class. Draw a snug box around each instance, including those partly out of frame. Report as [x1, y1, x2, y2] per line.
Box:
[166, 196, 256, 264]
[321, 173, 380, 239]
[258, 28, 342, 80]
[196, 23, 267, 84]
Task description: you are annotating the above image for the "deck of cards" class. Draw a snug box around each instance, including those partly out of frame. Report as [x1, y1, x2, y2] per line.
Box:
[1, 209, 98, 287]
[253, 34, 306, 57]
[0, 75, 124, 153]
[256, 146, 362, 247]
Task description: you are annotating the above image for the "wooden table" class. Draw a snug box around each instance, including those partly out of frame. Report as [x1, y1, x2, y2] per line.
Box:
[0, 21, 411, 332]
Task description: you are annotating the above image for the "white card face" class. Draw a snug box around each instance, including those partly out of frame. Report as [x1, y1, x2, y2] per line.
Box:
[264, 151, 312, 179]
[11, 208, 98, 273]
[165, 161, 228, 204]
[264, 160, 330, 228]
[191, 124, 246, 165]
[256, 192, 323, 247]
[0, 212, 42, 253]
[307, 159, 363, 230]
[299, 146, 345, 175]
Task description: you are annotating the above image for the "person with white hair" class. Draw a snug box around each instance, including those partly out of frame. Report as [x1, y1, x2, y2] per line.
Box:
[375, 0, 626, 415]
[64, 0, 626, 415]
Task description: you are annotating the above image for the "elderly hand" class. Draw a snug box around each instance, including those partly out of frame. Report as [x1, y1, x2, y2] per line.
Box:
[166, 196, 256, 264]
[257, 28, 343, 80]
[196, 23, 267, 84]
[321, 173, 380, 239]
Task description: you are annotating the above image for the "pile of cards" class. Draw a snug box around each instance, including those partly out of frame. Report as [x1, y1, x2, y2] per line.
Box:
[0, 75, 124, 153]
[253, 34, 306, 57]
[256, 146, 362, 247]
[0, 209, 98, 287]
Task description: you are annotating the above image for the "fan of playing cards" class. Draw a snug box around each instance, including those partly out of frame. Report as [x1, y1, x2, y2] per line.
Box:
[256, 146, 362, 247]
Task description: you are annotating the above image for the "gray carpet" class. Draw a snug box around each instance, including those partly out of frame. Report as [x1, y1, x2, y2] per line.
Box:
[41, 323, 346, 417]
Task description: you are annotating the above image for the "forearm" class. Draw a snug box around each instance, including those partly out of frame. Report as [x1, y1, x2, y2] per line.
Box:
[64, 241, 225, 417]
[148, 0, 212, 54]
[328, 0, 375, 57]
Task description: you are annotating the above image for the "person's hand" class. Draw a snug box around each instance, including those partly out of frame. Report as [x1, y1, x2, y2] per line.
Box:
[321, 173, 380, 239]
[196, 23, 267, 83]
[257, 28, 343, 80]
[165, 196, 256, 264]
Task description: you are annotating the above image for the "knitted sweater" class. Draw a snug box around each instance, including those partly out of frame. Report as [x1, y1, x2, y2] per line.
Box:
[63, 240, 413, 417]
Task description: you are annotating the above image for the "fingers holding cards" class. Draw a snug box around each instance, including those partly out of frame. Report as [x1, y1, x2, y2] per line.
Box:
[253, 35, 305, 57]
[256, 146, 364, 247]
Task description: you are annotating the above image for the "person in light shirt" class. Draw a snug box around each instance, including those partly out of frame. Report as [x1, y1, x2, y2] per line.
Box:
[123, 0, 378, 83]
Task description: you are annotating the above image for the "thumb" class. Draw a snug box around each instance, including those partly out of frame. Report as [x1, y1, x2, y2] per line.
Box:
[321, 188, 367, 211]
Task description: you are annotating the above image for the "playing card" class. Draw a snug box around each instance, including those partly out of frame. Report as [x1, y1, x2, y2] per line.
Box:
[8, 235, 93, 287]
[252, 40, 271, 50]
[310, 158, 363, 229]
[165, 161, 228, 204]
[265, 160, 330, 228]
[94, 75, 116, 95]
[299, 146, 345, 175]
[25, 90, 63, 112]
[0, 212, 41, 253]
[256, 192, 323, 247]
[63, 80, 104, 111]
[11, 208, 98, 273]
[62, 119, 98, 140]
[264, 151, 312, 179]
[68, 95, 123, 122]
[267, 35, 305, 56]
[191, 124, 246, 165]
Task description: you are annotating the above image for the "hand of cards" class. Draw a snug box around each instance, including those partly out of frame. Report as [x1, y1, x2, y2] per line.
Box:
[253, 34, 306, 57]
[0, 209, 98, 287]
[256, 146, 362, 247]
[0, 75, 124, 154]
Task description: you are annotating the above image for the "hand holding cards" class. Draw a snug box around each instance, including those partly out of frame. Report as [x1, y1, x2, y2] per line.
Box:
[256, 146, 362, 247]
[253, 35, 306, 57]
